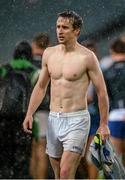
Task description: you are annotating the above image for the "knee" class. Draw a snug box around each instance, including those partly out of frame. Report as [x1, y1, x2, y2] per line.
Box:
[60, 166, 70, 179]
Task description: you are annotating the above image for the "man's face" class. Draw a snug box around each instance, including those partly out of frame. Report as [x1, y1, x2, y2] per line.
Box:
[56, 17, 78, 44]
[32, 42, 44, 56]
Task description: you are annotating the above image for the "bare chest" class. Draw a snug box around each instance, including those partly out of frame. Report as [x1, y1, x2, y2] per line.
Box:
[48, 54, 86, 81]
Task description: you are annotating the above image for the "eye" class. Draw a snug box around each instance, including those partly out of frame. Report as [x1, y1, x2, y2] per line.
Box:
[56, 25, 60, 29]
[62, 26, 69, 29]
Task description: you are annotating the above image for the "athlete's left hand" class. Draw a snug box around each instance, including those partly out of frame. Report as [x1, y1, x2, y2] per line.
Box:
[97, 124, 110, 140]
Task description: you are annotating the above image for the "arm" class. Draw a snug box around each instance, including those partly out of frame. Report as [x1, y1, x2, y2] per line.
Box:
[23, 49, 50, 133]
[87, 52, 110, 139]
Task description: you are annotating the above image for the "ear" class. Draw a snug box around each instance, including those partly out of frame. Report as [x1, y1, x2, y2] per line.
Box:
[74, 28, 80, 36]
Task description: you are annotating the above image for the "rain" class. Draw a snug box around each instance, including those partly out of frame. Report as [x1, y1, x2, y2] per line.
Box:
[0, 0, 125, 178]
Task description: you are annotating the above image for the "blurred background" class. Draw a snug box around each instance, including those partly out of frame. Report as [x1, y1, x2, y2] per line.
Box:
[0, 0, 125, 63]
[1, 1, 125, 179]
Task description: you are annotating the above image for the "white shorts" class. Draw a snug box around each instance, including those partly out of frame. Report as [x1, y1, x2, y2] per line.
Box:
[109, 108, 125, 121]
[33, 110, 49, 138]
[46, 110, 90, 158]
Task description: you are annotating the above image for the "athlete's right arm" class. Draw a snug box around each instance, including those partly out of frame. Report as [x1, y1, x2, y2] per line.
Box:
[23, 48, 50, 133]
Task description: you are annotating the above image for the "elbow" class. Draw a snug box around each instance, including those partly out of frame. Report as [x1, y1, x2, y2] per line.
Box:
[37, 81, 47, 95]
[37, 79, 44, 89]
[38, 81, 43, 89]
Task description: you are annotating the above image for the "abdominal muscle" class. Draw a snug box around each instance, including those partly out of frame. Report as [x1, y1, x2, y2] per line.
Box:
[50, 78, 88, 112]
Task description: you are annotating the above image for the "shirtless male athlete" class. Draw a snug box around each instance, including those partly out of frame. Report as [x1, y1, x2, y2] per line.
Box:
[23, 10, 110, 179]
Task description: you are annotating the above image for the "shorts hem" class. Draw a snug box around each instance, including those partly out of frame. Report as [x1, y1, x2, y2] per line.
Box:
[64, 149, 82, 155]
[46, 151, 62, 158]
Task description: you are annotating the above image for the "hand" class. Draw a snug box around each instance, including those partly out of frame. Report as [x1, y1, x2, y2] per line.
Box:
[97, 124, 110, 140]
[23, 114, 33, 134]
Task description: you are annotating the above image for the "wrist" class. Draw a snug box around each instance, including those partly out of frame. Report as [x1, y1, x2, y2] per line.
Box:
[100, 122, 108, 126]
[26, 112, 33, 117]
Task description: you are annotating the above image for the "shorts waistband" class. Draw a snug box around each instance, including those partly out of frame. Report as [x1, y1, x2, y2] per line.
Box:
[49, 110, 89, 118]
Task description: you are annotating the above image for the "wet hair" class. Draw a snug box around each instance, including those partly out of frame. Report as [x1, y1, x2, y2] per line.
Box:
[13, 40, 33, 61]
[111, 38, 125, 53]
[58, 10, 83, 30]
[32, 32, 50, 49]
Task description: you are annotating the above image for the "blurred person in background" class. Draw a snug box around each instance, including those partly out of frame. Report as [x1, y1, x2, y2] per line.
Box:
[29, 32, 51, 179]
[100, 42, 113, 71]
[0, 40, 36, 178]
[120, 33, 125, 42]
[103, 37, 125, 167]
[100, 55, 113, 71]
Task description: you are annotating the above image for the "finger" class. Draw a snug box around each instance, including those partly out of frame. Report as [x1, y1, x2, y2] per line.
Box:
[29, 120, 32, 130]
[25, 129, 32, 134]
[23, 125, 32, 134]
[23, 122, 31, 134]
[23, 122, 27, 131]
[102, 134, 109, 141]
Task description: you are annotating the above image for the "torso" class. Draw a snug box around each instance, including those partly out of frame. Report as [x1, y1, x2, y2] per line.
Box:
[47, 44, 91, 112]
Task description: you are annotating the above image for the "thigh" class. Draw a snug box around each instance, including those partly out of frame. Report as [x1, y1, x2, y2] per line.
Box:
[61, 151, 81, 172]
[110, 136, 123, 155]
[86, 135, 94, 152]
[46, 115, 63, 158]
[62, 113, 90, 156]
[49, 156, 61, 179]
[36, 138, 47, 157]
[122, 139, 125, 166]
[31, 139, 37, 158]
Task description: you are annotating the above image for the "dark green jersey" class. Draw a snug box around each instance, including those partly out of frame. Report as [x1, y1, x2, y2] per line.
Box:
[103, 61, 125, 110]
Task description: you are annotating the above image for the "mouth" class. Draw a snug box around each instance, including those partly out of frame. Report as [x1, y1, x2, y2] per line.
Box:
[58, 36, 64, 40]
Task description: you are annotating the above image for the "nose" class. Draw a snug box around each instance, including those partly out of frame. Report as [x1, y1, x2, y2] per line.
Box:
[59, 30, 63, 35]
[57, 27, 63, 34]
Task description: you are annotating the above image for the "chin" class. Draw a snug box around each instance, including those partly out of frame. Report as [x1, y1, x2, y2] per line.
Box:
[57, 38, 64, 44]
[59, 42, 64, 44]
[58, 40, 65, 44]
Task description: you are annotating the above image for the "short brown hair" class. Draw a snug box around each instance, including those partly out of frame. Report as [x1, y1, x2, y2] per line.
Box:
[32, 32, 50, 49]
[58, 10, 83, 30]
[111, 38, 125, 53]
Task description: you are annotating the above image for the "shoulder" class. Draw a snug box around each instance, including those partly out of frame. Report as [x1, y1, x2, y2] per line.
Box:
[42, 45, 60, 63]
[79, 44, 98, 66]
[43, 45, 59, 55]
[79, 44, 96, 59]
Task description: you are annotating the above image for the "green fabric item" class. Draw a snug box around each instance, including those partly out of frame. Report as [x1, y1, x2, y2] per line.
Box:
[0, 58, 37, 86]
[32, 117, 39, 140]
[0, 67, 7, 78]
[10, 58, 37, 83]
[10, 58, 33, 70]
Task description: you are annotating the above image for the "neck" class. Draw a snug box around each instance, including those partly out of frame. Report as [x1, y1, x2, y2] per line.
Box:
[62, 40, 78, 52]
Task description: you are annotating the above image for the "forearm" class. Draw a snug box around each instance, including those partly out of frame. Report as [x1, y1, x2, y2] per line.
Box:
[98, 90, 109, 125]
[26, 83, 47, 116]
